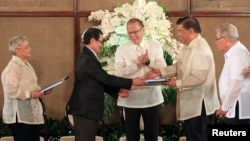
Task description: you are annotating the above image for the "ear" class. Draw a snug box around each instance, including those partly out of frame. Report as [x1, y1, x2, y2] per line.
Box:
[188, 28, 194, 34]
[90, 38, 96, 44]
[141, 27, 145, 33]
[15, 49, 20, 56]
[224, 37, 229, 42]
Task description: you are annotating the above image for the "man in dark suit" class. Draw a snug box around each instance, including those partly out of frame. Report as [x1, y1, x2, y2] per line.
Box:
[68, 27, 145, 141]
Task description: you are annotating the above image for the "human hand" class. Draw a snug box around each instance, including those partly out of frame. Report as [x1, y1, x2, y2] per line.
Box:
[118, 89, 130, 98]
[132, 77, 146, 86]
[216, 106, 227, 118]
[137, 62, 144, 69]
[242, 66, 250, 75]
[31, 90, 43, 99]
[151, 68, 161, 76]
[137, 50, 150, 68]
[144, 69, 161, 79]
[162, 78, 176, 87]
[43, 89, 53, 95]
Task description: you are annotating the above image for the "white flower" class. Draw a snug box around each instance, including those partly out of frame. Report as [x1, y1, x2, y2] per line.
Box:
[87, 0, 183, 73]
[144, 1, 163, 18]
[114, 3, 133, 18]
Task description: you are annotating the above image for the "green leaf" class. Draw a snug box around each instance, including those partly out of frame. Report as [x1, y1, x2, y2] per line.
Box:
[164, 50, 174, 65]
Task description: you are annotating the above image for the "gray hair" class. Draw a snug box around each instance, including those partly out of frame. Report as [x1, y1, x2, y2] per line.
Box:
[216, 23, 239, 41]
[9, 35, 27, 55]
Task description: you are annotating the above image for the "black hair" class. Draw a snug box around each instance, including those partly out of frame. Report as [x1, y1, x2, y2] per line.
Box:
[127, 18, 144, 28]
[83, 27, 103, 45]
[176, 15, 201, 33]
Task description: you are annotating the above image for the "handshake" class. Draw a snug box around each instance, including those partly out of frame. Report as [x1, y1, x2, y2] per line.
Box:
[131, 68, 162, 86]
[119, 68, 175, 98]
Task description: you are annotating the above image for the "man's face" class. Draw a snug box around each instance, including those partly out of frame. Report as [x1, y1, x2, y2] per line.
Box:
[176, 24, 191, 45]
[15, 40, 31, 60]
[215, 32, 227, 53]
[127, 22, 144, 45]
[93, 34, 104, 54]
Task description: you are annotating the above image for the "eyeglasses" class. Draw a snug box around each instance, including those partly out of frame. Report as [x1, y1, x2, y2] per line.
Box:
[128, 28, 142, 35]
[96, 39, 104, 44]
[215, 37, 225, 41]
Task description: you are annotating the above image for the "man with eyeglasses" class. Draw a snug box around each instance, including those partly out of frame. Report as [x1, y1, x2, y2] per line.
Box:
[114, 18, 167, 141]
[68, 27, 146, 141]
[215, 23, 250, 125]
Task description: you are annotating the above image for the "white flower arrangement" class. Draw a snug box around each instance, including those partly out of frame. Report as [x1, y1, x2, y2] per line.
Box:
[87, 0, 183, 74]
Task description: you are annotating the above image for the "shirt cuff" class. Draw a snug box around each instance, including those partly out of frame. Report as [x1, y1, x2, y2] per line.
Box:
[176, 79, 181, 88]
[25, 91, 32, 98]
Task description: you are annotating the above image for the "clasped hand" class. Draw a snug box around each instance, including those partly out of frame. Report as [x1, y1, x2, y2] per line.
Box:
[137, 50, 150, 68]
[216, 106, 227, 118]
[144, 68, 177, 87]
[118, 88, 130, 98]
[242, 66, 250, 75]
[144, 68, 161, 79]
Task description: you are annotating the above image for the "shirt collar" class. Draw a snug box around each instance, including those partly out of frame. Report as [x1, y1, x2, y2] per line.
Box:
[224, 41, 240, 58]
[86, 46, 99, 60]
[186, 34, 201, 50]
[131, 38, 145, 48]
[12, 55, 28, 66]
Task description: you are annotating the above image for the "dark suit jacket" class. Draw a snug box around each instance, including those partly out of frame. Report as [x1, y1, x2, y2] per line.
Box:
[68, 46, 132, 121]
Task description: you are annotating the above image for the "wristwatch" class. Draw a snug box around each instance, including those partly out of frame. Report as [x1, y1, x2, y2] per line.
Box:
[145, 60, 150, 66]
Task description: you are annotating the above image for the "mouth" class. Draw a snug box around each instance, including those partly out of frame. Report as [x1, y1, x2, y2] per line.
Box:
[131, 37, 138, 43]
